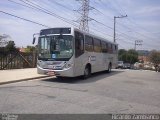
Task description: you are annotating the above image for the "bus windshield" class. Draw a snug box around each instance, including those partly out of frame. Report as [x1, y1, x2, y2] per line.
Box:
[38, 35, 73, 59]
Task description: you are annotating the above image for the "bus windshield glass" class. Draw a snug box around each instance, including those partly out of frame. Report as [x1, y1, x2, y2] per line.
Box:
[38, 35, 73, 59]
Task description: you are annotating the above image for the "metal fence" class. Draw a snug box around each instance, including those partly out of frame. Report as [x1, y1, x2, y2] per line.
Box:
[0, 51, 37, 70]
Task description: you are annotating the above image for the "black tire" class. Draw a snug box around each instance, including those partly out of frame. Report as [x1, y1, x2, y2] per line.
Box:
[83, 66, 91, 79]
[107, 63, 112, 73]
[56, 76, 64, 80]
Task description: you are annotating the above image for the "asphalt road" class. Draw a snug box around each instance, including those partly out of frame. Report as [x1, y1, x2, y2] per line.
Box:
[0, 69, 160, 114]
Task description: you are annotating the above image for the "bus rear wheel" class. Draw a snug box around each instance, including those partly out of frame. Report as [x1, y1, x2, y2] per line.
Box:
[107, 63, 112, 73]
[83, 66, 91, 79]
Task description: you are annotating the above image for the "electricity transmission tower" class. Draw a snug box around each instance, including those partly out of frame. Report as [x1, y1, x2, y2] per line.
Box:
[77, 0, 90, 32]
[135, 40, 143, 50]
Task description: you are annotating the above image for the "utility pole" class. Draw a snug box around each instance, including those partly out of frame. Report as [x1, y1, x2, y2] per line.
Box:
[135, 40, 143, 50]
[114, 15, 127, 43]
[77, 0, 90, 32]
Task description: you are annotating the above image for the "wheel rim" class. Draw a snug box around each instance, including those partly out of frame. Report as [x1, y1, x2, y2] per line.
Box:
[109, 65, 111, 72]
[84, 68, 89, 76]
[108, 64, 111, 72]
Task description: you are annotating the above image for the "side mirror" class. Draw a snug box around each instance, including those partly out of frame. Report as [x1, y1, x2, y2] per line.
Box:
[32, 37, 36, 44]
[32, 33, 39, 44]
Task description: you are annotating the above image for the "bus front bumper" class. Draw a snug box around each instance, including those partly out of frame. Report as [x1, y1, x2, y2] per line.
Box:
[37, 65, 74, 77]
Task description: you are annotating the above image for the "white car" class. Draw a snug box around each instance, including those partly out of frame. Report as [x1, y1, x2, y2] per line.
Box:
[117, 61, 124, 69]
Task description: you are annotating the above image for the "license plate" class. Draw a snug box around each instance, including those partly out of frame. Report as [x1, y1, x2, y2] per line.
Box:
[46, 71, 55, 76]
[48, 65, 53, 69]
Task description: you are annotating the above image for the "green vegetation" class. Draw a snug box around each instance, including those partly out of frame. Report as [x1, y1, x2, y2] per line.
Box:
[149, 50, 160, 65]
[0, 41, 17, 53]
[118, 49, 138, 64]
[0, 34, 17, 53]
[5, 41, 17, 52]
[24, 46, 37, 53]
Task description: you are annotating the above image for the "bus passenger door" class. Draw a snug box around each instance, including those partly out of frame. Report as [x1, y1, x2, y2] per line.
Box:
[74, 31, 85, 76]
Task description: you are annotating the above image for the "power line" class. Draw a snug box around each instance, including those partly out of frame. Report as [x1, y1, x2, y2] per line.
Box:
[118, 44, 126, 49]
[88, 2, 141, 41]
[19, 0, 79, 27]
[7, 0, 38, 11]
[91, 0, 114, 20]
[47, 0, 73, 11]
[76, 0, 112, 33]
[113, 0, 127, 15]
[96, 0, 159, 44]
[6, 0, 113, 41]
[95, 20, 159, 48]
[116, 20, 160, 43]
[117, 38, 134, 44]
[88, 4, 159, 48]
[97, 0, 122, 16]
[6, 0, 158, 49]
[44, 0, 75, 19]
[7, 0, 80, 29]
[111, 0, 160, 40]
[90, 28, 113, 39]
[0, 10, 49, 27]
[92, 19, 113, 30]
[20, 0, 114, 37]
[89, 2, 153, 42]
[88, 1, 139, 40]
[7, 0, 78, 27]
[7, 0, 113, 39]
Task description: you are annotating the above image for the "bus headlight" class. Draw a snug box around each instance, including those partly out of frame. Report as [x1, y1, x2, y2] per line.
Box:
[37, 60, 41, 66]
[64, 63, 73, 69]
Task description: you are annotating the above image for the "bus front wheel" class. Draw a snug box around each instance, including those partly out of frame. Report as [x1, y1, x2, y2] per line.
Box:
[83, 66, 91, 79]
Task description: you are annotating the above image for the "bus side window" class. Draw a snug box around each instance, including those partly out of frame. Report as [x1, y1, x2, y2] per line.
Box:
[93, 38, 101, 52]
[111, 44, 113, 53]
[114, 45, 118, 53]
[116, 45, 118, 52]
[108, 43, 111, 53]
[75, 31, 84, 58]
[85, 35, 93, 52]
[109, 44, 113, 53]
[106, 43, 108, 53]
[102, 41, 107, 53]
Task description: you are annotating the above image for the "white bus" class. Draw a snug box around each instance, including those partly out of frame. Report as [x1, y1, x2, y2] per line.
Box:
[33, 27, 118, 78]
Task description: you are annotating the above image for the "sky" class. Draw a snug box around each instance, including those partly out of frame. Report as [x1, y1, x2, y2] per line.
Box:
[0, 0, 160, 50]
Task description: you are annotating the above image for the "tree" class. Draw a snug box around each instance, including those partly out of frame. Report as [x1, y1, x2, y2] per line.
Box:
[0, 34, 11, 47]
[118, 49, 127, 55]
[128, 49, 138, 64]
[25, 46, 36, 53]
[128, 49, 138, 56]
[5, 41, 17, 52]
[149, 50, 160, 65]
[118, 49, 127, 61]
[118, 49, 138, 64]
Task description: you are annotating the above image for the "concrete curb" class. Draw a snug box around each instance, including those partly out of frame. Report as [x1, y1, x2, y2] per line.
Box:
[0, 76, 51, 85]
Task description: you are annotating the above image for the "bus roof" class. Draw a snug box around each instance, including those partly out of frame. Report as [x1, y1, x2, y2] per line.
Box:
[73, 27, 117, 45]
[40, 27, 117, 45]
